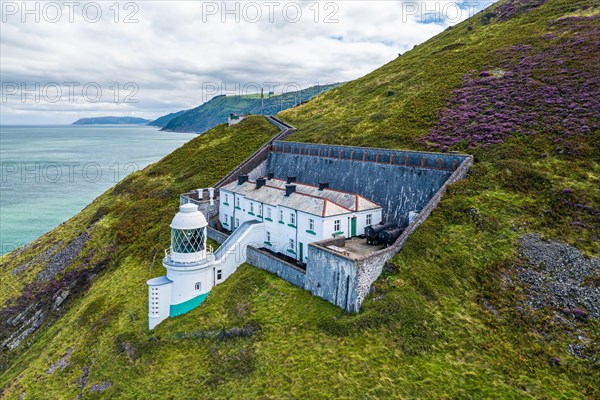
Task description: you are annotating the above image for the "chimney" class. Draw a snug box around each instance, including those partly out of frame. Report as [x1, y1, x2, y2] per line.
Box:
[256, 178, 266, 189]
[318, 182, 329, 191]
[238, 175, 249, 185]
[266, 172, 274, 180]
[286, 176, 297, 184]
[208, 187, 215, 206]
[285, 184, 296, 197]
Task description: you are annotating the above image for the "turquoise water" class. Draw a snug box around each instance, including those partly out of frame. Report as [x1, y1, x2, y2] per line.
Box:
[0, 125, 196, 254]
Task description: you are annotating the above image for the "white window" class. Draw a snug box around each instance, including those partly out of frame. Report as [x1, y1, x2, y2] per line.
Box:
[279, 210, 284, 221]
[266, 231, 271, 242]
[224, 194, 229, 203]
[309, 218, 315, 231]
[290, 213, 296, 225]
[366, 214, 372, 225]
[250, 202, 254, 213]
[195, 282, 201, 291]
[266, 207, 272, 219]
[217, 270, 222, 280]
[236, 197, 240, 207]
[235, 218, 240, 228]
[289, 239, 295, 250]
[334, 220, 341, 231]
[258, 204, 262, 215]
[224, 213, 228, 222]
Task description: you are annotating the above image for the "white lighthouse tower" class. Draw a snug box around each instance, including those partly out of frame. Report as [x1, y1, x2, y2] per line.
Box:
[147, 203, 215, 330]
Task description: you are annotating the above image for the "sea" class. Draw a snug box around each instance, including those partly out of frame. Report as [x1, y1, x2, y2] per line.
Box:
[0, 125, 196, 255]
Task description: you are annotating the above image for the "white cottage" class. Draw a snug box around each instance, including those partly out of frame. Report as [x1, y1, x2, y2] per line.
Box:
[219, 176, 383, 262]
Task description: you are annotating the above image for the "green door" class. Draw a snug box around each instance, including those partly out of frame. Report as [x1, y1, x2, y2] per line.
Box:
[299, 242, 304, 261]
[351, 217, 357, 237]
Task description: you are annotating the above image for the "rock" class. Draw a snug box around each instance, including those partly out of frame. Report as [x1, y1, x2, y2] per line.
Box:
[2, 308, 47, 350]
[53, 290, 70, 310]
[46, 349, 72, 374]
[36, 232, 89, 282]
[77, 365, 90, 389]
[89, 382, 112, 393]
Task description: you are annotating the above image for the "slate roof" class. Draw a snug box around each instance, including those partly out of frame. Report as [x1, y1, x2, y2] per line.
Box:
[220, 178, 381, 217]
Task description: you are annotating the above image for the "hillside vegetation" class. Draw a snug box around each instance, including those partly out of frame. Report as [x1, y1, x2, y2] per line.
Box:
[159, 84, 340, 133]
[1, 0, 599, 398]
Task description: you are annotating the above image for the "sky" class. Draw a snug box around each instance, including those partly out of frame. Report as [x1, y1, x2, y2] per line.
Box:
[0, 1, 497, 124]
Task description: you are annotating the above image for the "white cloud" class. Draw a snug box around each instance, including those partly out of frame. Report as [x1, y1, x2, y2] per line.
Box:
[0, 1, 496, 124]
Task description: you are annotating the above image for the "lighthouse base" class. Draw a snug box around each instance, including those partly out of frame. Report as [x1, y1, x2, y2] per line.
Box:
[170, 291, 211, 317]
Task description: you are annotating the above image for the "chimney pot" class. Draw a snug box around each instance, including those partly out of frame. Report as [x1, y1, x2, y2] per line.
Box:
[256, 178, 266, 189]
[286, 176, 297, 184]
[318, 182, 329, 191]
[266, 172, 274, 180]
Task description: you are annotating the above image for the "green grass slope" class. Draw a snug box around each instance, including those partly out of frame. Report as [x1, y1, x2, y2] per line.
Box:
[1, 0, 599, 398]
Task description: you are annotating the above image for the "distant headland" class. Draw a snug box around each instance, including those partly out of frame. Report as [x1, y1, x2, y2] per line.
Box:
[72, 116, 151, 125]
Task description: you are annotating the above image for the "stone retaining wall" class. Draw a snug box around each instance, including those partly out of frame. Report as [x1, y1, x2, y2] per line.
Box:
[266, 141, 470, 224]
[246, 247, 306, 288]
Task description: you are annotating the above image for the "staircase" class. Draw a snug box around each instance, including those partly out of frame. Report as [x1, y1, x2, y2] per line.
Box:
[213, 220, 265, 280]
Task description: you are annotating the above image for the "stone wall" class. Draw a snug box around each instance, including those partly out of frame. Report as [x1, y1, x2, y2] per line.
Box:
[207, 227, 229, 245]
[306, 238, 360, 312]
[308, 154, 474, 310]
[267, 141, 470, 224]
[246, 247, 306, 288]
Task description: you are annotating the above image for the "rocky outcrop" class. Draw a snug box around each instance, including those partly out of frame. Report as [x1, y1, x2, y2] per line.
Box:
[36, 232, 89, 282]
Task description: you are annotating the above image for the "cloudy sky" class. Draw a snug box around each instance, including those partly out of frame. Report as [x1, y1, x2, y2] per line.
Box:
[0, 1, 496, 124]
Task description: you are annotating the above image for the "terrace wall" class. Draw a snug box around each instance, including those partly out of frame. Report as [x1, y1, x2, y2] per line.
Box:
[267, 141, 469, 224]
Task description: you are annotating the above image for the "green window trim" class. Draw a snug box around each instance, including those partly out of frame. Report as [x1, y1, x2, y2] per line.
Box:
[248, 212, 255, 216]
[223, 202, 230, 206]
[223, 222, 229, 226]
[235, 206, 241, 210]
[265, 218, 273, 222]
[264, 241, 272, 246]
[288, 224, 297, 229]
[279, 221, 285, 224]
[257, 215, 263, 218]
[333, 231, 345, 236]
[306, 230, 316, 235]
[287, 249, 296, 254]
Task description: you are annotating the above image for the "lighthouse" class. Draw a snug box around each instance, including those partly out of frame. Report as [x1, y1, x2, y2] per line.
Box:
[147, 203, 215, 330]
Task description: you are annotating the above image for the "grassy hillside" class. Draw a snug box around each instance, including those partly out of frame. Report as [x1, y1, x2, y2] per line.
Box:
[147, 110, 188, 127]
[160, 84, 340, 133]
[1, 0, 599, 398]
